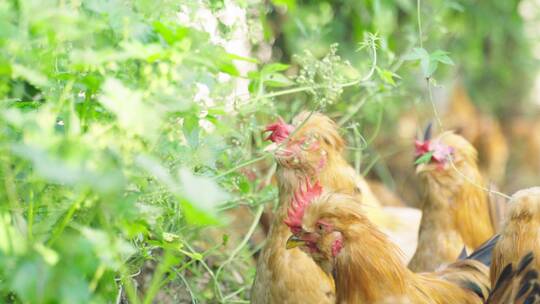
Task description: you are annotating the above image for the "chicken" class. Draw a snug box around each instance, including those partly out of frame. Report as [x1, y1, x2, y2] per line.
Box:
[409, 128, 502, 272]
[251, 112, 420, 303]
[482, 187, 540, 303]
[490, 188, 540, 287]
[486, 252, 540, 303]
[285, 187, 490, 304]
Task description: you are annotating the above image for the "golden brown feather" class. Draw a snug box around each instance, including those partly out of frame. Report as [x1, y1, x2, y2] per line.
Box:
[490, 187, 540, 287]
[487, 252, 540, 304]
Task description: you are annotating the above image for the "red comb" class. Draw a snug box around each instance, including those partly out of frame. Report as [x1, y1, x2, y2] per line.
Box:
[415, 140, 431, 157]
[264, 117, 294, 143]
[284, 178, 323, 233]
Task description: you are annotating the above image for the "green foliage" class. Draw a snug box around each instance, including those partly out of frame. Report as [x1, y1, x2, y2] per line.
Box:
[414, 151, 434, 165]
[404, 48, 454, 78]
[0, 0, 266, 302]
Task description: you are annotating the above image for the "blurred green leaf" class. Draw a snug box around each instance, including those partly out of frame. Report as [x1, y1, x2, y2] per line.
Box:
[80, 227, 135, 270]
[179, 168, 229, 213]
[415, 151, 434, 165]
[99, 78, 162, 139]
[0, 213, 26, 255]
[11, 64, 49, 87]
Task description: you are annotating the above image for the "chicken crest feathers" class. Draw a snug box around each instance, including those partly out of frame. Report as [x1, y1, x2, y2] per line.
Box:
[264, 117, 294, 143]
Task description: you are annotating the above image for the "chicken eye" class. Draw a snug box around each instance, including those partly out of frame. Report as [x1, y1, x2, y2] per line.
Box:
[300, 139, 313, 150]
[300, 134, 319, 151]
[317, 223, 325, 232]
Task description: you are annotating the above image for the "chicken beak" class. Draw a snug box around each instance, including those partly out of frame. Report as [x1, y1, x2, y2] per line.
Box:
[415, 163, 427, 174]
[286, 235, 306, 249]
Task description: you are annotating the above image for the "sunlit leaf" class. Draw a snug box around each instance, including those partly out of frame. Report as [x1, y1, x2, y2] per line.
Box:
[99, 78, 162, 139]
[178, 168, 230, 212]
[415, 151, 434, 165]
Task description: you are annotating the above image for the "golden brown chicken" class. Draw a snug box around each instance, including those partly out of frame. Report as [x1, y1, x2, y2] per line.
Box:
[285, 188, 490, 304]
[251, 112, 420, 303]
[250, 114, 337, 304]
[409, 129, 500, 272]
[490, 188, 540, 287]
[484, 188, 540, 303]
[487, 252, 540, 303]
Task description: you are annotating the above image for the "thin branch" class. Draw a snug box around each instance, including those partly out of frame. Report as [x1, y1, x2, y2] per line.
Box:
[214, 205, 264, 302]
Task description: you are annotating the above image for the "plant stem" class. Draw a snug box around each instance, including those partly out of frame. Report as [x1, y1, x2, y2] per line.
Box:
[214, 205, 264, 303]
[213, 154, 270, 180]
[142, 250, 177, 304]
[417, 0, 423, 49]
[47, 192, 86, 246]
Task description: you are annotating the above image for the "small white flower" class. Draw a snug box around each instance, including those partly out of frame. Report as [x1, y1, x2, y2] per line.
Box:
[199, 118, 215, 133]
[218, 1, 245, 27]
[217, 72, 231, 83]
[193, 83, 214, 107]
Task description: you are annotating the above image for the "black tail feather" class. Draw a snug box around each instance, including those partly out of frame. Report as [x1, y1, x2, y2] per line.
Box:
[463, 234, 500, 267]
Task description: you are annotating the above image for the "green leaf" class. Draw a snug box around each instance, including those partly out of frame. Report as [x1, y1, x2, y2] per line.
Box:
[11, 64, 49, 87]
[270, 0, 296, 11]
[404, 48, 453, 77]
[183, 116, 200, 148]
[261, 63, 290, 74]
[403, 47, 429, 61]
[34, 243, 59, 266]
[377, 67, 401, 86]
[80, 227, 135, 270]
[178, 169, 229, 212]
[10, 144, 124, 193]
[263, 73, 294, 87]
[415, 151, 434, 165]
[153, 21, 189, 45]
[180, 198, 220, 226]
[430, 50, 455, 66]
[226, 52, 259, 64]
[0, 213, 27, 255]
[99, 78, 162, 139]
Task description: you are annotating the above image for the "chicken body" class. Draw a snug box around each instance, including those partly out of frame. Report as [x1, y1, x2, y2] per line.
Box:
[490, 187, 540, 287]
[487, 253, 540, 304]
[287, 192, 489, 304]
[409, 132, 497, 272]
